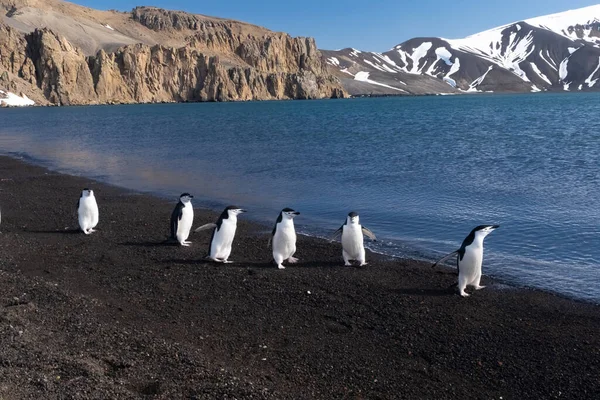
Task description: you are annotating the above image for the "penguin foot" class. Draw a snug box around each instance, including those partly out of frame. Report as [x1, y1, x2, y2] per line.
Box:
[459, 291, 470, 297]
[89, 229, 96, 233]
[344, 262, 352, 266]
[83, 229, 91, 235]
[287, 257, 299, 264]
[474, 285, 486, 291]
[359, 262, 368, 266]
[223, 260, 233, 264]
[277, 265, 286, 269]
[180, 242, 191, 247]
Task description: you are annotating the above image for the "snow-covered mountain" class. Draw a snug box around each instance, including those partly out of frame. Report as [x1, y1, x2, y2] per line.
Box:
[323, 4, 600, 95]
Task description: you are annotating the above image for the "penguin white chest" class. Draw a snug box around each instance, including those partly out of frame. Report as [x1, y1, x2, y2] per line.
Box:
[177, 203, 194, 242]
[273, 222, 296, 258]
[211, 218, 237, 258]
[78, 196, 99, 231]
[460, 244, 483, 278]
[342, 225, 364, 258]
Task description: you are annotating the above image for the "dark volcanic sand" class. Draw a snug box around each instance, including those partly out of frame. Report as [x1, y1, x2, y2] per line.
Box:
[0, 156, 599, 399]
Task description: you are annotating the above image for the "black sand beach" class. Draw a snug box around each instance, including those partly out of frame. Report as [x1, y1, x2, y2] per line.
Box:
[0, 155, 599, 399]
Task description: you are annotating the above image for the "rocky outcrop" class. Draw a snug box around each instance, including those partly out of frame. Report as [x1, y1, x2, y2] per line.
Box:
[0, 5, 346, 106]
[25, 28, 97, 105]
[0, 24, 34, 82]
[0, 23, 47, 104]
[83, 36, 344, 104]
[131, 6, 206, 32]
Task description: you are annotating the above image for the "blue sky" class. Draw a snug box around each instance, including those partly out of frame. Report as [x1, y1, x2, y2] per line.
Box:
[69, 0, 600, 51]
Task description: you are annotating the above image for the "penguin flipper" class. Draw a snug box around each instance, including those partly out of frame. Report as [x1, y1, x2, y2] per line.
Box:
[328, 226, 343, 242]
[195, 223, 217, 232]
[431, 250, 458, 268]
[268, 220, 279, 248]
[361, 226, 377, 241]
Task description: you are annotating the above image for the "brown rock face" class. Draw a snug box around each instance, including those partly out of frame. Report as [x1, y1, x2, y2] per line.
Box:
[131, 6, 205, 32]
[0, 24, 45, 103]
[85, 42, 343, 104]
[0, 24, 31, 80]
[25, 28, 97, 105]
[0, 5, 346, 105]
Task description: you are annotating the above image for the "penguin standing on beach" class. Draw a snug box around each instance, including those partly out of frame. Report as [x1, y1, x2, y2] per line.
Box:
[195, 206, 246, 263]
[77, 188, 99, 235]
[269, 208, 300, 269]
[330, 212, 377, 266]
[431, 225, 499, 297]
[170, 193, 194, 246]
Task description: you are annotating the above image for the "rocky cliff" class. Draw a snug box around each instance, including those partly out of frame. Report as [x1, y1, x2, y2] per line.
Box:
[0, 2, 346, 105]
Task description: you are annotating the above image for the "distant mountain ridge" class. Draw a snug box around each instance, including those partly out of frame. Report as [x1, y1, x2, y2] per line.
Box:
[323, 5, 600, 95]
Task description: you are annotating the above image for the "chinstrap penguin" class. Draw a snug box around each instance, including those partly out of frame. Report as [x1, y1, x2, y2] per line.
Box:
[195, 206, 246, 263]
[270, 208, 300, 269]
[432, 225, 499, 297]
[170, 193, 194, 246]
[330, 212, 376, 266]
[77, 188, 99, 235]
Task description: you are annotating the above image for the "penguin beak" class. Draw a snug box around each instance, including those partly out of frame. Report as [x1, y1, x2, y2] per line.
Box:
[240, 209, 247, 213]
[293, 211, 300, 215]
[491, 225, 500, 229]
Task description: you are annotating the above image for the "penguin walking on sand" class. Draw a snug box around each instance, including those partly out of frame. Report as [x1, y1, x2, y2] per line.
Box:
[269, 208, 300, 269]
[195, 206, 246, 263]
[431, 225, 499, 297]
[330, 212, 377, 266]
[170, 193, 194, 246]
[78, 188, 99, 235]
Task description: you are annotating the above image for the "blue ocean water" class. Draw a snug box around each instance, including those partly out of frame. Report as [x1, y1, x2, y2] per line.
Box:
[0, 93, 599, 301]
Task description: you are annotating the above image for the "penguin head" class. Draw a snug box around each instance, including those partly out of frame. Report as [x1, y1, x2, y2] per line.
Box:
[472, 225, 499, 239]
[225, 206, 247, 216]
[281, 208, 300, 220]
[347, 211, 359, 225]
[81, 188, 93, 197]
[179, 193, 193, 203]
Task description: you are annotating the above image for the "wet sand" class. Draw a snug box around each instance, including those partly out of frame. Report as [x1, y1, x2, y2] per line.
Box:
[0, 155, 599, 399]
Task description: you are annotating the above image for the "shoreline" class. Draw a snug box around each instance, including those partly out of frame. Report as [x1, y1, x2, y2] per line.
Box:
[1, 90, 595, 109]
[5, 151, 596, 306]
[1, 155, 599, 399]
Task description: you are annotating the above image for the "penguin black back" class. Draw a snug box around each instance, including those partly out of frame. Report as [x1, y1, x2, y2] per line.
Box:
[170, 201, 185, 239]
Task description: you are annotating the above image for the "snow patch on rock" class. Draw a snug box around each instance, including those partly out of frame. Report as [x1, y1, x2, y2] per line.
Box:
[0, 90, 35, 107]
